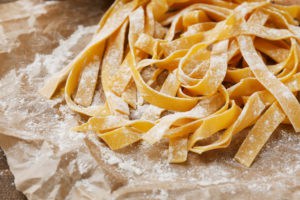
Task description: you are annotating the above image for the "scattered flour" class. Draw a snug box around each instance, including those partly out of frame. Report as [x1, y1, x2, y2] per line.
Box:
[149, 189, 169, 200]
[100, 145, 143, 176]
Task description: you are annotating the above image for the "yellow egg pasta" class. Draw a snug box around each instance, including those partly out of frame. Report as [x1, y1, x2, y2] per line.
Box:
[41, 0, 300, 167]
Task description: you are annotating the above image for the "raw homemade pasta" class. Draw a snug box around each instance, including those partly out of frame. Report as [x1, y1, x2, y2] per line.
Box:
[40, 0, 300, 167]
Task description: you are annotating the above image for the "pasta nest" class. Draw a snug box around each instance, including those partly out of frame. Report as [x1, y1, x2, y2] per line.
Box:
[40, 0, 300, 167]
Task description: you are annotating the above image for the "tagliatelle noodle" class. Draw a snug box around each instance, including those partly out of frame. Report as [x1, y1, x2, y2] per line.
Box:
[40, 0, 300, 167]
[238, 35, 300, 132]
[234, 103, 286, 167]
[190, 93, 266, 154]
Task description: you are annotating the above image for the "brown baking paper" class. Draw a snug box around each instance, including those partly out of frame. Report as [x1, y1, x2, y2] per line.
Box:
[1, 0, 300, 199]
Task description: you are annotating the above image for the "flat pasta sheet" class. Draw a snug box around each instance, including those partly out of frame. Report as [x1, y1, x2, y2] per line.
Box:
[0, 0, 300, 200]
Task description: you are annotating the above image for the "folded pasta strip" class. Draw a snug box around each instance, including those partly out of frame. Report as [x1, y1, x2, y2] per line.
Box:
[41, 0, 300, 167]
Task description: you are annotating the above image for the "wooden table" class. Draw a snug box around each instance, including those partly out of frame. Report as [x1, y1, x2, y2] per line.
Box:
[0, 149, 27, 200]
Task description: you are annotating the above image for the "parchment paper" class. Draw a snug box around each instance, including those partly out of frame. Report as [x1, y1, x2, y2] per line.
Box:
[0, 0, 300, 200]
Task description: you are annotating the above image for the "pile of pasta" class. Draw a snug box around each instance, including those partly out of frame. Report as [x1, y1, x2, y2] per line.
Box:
[40, 0, 300, 167]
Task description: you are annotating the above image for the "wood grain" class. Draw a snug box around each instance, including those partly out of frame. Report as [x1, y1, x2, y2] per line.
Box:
[0, 149, 27, 200]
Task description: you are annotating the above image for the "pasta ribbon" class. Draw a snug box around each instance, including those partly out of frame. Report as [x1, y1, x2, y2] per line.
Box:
[41, 0, 300, 167]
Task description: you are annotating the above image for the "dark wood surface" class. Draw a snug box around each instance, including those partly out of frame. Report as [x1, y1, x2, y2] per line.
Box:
[0, 149, 27, 200]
